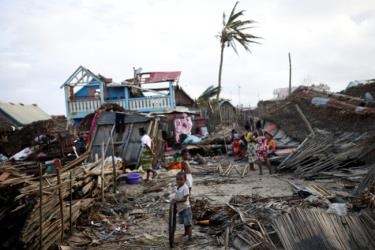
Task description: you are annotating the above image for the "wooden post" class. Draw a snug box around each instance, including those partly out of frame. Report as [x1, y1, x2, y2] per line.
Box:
[295, 104, 315, 136]
[101, 141, 105, 202]
[56, 167, 64, 243]
[224, 226, 230, 250]
[39, 163, 43, 250]
[110, 132, 117, 194]
[69, 170, 73, 233]
[288, 52, 292, 95]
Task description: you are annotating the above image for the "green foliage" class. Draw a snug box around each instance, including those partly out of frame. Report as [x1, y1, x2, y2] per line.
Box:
[219, 1, 261, 54]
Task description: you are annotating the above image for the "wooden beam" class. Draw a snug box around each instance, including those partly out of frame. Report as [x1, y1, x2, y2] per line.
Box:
[39, 164, 43, 250]
[295, 104, 315, 136]
[288, 52, 292, 95]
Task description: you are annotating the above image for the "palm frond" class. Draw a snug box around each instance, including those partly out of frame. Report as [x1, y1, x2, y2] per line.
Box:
[219, 1, 261, 53]
[198, 85, 220, 101]
[228, 2, 239, 20]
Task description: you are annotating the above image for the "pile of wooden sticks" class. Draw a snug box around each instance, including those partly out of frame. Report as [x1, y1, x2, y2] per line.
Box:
[0, 151, 117, 250]
[277, 132, 375, 178]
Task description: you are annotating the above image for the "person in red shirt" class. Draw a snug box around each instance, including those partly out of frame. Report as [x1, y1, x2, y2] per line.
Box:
[265, 131, 276, 174]
[266, 132, 276, 155]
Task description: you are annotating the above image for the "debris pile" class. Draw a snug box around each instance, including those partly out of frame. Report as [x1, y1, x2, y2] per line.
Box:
[278, 131, 375, 178]
[0, 152, 118, 250]
[1, 116, 73, 159]
[257, 86, 375, 141]
[192, 196, 276, 249]
[273, 208, 375, 250]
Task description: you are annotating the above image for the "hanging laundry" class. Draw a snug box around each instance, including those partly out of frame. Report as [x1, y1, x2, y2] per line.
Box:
[174, 114, 192, 142]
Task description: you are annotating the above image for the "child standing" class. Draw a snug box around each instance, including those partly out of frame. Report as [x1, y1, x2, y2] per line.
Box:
[244, 125, 257, 171]
[181, 149, 193, 193]
[172, 172, 193, 240]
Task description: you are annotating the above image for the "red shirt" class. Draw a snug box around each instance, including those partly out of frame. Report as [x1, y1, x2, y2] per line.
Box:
[268, 139, 276, 153]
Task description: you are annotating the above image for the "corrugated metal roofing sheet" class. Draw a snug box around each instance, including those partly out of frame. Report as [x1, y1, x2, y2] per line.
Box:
[0, 102, 51, 126]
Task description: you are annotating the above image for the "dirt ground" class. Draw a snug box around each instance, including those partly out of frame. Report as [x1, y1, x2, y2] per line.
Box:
[66, 157, 348, 250]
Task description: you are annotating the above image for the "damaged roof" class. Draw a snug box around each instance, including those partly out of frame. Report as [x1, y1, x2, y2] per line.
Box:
[126, 71, 181, 84]
[256, 85, 375, 141]
[0, 102, 51, 127]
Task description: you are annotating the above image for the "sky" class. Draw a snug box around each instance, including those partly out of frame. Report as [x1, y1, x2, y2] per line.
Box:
[1, 0, 375, 115]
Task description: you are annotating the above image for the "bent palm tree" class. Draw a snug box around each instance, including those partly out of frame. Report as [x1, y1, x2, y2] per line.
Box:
[217, 1, 261, 99]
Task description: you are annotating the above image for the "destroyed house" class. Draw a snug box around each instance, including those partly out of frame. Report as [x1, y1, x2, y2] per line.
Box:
[61, 66, 191, 124]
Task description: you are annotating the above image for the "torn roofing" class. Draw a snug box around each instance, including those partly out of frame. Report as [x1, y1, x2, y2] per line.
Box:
[0, 102, 51, 127]
[126, 71, 181, 84]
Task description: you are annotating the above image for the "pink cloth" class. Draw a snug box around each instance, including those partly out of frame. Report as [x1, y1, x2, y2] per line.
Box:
[174, 114, 192, 142]
[86, 112, 99, 145]
[256, 136, 268, 162]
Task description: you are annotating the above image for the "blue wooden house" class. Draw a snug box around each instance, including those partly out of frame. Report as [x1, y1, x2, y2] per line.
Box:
[61, 66, 190, 125]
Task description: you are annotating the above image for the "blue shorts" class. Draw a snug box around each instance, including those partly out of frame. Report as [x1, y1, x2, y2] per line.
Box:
[178, 207, 192, 226]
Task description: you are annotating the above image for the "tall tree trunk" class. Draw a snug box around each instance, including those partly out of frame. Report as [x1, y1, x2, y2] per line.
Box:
[217, 43, 225, 100]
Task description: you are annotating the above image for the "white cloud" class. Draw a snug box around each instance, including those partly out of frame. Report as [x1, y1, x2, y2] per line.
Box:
[0, 0, 375, 114]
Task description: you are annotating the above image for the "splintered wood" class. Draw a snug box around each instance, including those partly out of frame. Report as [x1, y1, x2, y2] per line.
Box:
[278, 132, 375, 178]
[0, 153, 115, 250]
[272, 208, 375, 250]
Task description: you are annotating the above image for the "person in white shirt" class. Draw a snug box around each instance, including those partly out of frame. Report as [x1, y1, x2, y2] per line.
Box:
[172, 172, 192, 240]
[139, 127, 157, 181]
[181, 149, 193, 193]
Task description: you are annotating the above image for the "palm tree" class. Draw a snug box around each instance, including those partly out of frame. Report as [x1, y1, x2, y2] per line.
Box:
[217, 1, 261, 99]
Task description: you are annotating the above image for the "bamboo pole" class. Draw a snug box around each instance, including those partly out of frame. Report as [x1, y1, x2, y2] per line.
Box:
[110, 132, 116, 194]
[69, 170, 73, 233]
[288, 52, 292, 95]
[56, 167, 64, 243]
[224, 226, 230, 250]
[39, 163, 43, 250]
[295, 104, 315, 136]
[101, 141, 105, 202]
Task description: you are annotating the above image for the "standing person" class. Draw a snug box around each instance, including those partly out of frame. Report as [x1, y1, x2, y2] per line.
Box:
[181, 149, 193, 193]
[265, 131, 276, 173]
[265, 132, 276, 156]
[256, 134, 272, 175]
[139, 127, 158, 181]
[232, 131, 241, 161]
[244, 125, 256, 171]
[172, 172, 193, 240]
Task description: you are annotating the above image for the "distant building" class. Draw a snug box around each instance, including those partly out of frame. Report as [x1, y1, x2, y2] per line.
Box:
[0, 102, 51, 128]
[219, 100, 237, 124]
[61, 66, 197, 125]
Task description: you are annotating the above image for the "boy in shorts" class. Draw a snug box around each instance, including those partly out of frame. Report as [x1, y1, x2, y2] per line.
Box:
[172, 172, 192, 240]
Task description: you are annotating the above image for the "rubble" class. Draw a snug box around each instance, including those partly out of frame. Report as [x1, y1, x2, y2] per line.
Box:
[278, 131, 375, 178]
[256, 86, 375, 141]
[273, 208, 375, 250]
[0, 116, 73, 160]
[1, 81, 375, 250]
[0, 150, 118, 249]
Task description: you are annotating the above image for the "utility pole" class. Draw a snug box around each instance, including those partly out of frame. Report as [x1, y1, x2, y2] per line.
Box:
[238, 84, 241, 107]
[288, 52, 292, 95]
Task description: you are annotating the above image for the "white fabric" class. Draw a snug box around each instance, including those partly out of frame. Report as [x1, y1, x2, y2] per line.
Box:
[141, 134, 152, 148]
[175, 183, 190, 212]
[185, 173, 193, 188]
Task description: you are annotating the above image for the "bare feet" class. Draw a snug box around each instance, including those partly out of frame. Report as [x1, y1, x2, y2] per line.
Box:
[152, 171, 158, 179]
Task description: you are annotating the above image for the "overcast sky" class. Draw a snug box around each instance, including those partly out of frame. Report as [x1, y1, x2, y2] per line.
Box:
[1, 0, 374, 115]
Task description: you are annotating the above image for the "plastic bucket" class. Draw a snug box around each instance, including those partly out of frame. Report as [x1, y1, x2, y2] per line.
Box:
[124, 173, 142, 184]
